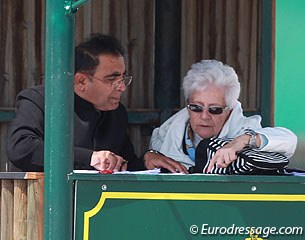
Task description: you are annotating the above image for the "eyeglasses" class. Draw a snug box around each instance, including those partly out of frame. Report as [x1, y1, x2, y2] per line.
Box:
[86, 74, 132, 89]
[187, 103, 229, 115]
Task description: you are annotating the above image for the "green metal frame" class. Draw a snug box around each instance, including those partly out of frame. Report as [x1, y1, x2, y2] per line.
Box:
[0, 2, 274, 239]
[44, 1, 91, 240]
[260, 0, 273, 126]
[64, 0, 90, 13]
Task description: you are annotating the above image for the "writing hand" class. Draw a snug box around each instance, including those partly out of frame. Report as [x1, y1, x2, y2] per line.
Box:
[90, 150, 127, 172]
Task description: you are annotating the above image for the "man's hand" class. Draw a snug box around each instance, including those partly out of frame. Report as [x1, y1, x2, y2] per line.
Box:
[207, 134, 257, 172]
[144, 151, 188, 174]
[90, 151, 127, 172]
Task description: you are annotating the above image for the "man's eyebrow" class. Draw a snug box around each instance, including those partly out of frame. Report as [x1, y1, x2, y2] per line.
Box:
[104, 71, 127, 78]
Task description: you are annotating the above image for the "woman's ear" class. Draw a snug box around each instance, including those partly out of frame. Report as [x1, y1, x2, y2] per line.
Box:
[74, 73, 86, 92]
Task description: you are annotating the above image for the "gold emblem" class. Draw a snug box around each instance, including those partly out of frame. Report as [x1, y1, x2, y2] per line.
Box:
[245, 230, 265, 240]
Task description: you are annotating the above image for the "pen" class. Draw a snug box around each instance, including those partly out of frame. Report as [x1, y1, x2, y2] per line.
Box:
[99, 169, 114, 174]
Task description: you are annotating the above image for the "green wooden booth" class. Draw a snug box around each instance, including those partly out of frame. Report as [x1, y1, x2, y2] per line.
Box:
[1, 1, 305, 239]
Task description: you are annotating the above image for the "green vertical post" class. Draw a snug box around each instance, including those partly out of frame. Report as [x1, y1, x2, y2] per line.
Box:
[260, 0, 272, 127]
[44, 0, 74, 239]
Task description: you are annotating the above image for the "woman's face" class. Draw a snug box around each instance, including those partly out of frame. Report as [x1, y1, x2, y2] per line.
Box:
[188, 85, 231, 139]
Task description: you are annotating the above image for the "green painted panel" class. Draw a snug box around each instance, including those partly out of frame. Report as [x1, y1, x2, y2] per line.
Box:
[73, 174, 305, 240]
[275, 0, 305, 134]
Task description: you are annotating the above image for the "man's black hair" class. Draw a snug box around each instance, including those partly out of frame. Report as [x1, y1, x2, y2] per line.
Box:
[75, 33, 125, 74]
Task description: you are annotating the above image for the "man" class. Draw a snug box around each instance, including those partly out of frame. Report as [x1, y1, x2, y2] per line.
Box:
[7, 33, 187, 173]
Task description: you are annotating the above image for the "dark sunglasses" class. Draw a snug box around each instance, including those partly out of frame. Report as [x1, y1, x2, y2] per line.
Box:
[187, 103, 229, 115]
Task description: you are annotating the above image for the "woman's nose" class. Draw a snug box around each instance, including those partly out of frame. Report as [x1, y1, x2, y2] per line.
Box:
[199, 108, 212, 120]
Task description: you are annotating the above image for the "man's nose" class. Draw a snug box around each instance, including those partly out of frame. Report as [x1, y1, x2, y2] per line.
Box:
[116, 80, 127, 91]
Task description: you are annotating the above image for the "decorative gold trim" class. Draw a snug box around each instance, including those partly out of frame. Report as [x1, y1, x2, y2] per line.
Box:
[83, 192, 305, 240]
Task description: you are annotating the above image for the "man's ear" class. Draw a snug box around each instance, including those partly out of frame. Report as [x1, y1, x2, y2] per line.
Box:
[74, 73, 87, 92]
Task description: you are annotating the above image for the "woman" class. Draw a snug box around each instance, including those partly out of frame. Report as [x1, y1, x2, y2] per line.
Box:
[145, 60, 297, 174]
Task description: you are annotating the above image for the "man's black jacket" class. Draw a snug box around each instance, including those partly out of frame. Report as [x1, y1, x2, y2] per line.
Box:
[6, 85, 145, 171]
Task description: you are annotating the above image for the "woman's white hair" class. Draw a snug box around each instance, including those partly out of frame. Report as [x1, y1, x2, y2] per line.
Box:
[183, 59, 240, 108]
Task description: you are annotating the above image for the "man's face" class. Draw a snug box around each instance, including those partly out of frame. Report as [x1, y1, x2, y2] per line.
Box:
[80, 54, 127, 111]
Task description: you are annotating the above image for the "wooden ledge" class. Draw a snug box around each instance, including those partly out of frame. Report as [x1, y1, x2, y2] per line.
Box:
[0, 172, 44, 180]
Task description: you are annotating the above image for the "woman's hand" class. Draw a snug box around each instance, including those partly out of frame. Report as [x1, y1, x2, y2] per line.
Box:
[206, 134, 260, 172]
[144, 151, 189, 174]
